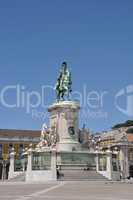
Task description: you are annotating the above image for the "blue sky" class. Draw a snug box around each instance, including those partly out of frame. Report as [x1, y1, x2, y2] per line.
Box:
[0, 0, 133, 132]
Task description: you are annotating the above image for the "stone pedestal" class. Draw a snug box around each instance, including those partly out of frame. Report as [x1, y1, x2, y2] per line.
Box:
[48, 101, 81, 151]
[106, 150, 112, 180]
[26, 148, 57, 182]
[119, 145, 129, 179]
[95, 151, 99, 172]
[27, 148, 32, 172]
[51, 149, 57, 180]
[8, 150, 15, 180]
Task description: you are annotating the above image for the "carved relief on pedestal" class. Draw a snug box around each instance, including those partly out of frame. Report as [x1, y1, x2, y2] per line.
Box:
[48, 101, 80, 151]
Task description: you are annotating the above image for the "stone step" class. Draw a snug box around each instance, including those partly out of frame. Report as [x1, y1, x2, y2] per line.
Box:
[58, 170, 108, 181]
[8, 172, 25, 182]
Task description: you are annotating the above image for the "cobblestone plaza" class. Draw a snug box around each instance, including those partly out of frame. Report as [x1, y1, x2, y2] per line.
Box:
[0, 181, 132, 200]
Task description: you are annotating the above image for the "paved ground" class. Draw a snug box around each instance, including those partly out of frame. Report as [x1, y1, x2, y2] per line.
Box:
[0, 181, 133, 200]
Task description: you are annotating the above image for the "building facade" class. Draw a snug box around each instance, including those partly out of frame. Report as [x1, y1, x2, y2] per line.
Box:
[0, 129, 40, 179]
[96, 126, 133, 178]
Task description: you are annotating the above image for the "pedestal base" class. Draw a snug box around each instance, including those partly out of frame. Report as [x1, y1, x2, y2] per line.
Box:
[48, 100, 81, 152]
[57, 140, 81, 152]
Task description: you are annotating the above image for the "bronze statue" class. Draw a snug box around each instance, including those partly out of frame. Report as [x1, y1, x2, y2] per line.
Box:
[55, 62, 72, 101]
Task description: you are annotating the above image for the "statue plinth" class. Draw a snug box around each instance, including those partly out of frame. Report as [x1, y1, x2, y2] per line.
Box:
[48, 101, 81, 151]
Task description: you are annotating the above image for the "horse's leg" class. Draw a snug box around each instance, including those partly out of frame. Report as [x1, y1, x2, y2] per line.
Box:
[61, 92, 64, 101]
[67, 90, 70, 100]
[57, 91, 60, 102]
[59, 92, 61, 101]
[56, 92, 58, 101]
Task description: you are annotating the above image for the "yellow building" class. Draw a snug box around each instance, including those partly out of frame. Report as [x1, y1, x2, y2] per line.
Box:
[0, 129, 40, 179]
[0, 129, 40, 160]
[96, 127, 133, 178]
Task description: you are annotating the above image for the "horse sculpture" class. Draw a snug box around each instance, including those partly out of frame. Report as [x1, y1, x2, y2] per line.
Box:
[55, 62, 72, 101]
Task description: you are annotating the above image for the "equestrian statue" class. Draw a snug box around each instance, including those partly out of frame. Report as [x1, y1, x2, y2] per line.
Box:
[55, 62, 72, 101]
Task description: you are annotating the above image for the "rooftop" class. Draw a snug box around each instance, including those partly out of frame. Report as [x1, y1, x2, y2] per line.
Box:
[0, 129, 40, 138]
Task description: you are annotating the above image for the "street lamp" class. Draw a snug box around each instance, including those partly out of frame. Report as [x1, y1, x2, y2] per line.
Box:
[21, 148, 28, 171]
[2, 160, 7, 181]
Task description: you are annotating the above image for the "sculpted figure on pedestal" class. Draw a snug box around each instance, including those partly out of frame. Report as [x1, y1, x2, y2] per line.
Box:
[55, 62, 72, 101]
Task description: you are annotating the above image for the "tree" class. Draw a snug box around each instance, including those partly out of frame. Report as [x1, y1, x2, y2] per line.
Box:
[112, 120, 133, 129]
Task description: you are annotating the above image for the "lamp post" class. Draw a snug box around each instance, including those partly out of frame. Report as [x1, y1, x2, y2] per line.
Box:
[2, 160, 7, 181]
[21, 148, 28, 171]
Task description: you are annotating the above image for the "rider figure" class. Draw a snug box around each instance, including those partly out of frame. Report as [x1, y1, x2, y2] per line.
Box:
[55, 62, 72, 101]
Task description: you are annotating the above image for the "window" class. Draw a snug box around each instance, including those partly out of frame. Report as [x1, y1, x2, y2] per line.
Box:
[0, 144, 2, 159]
